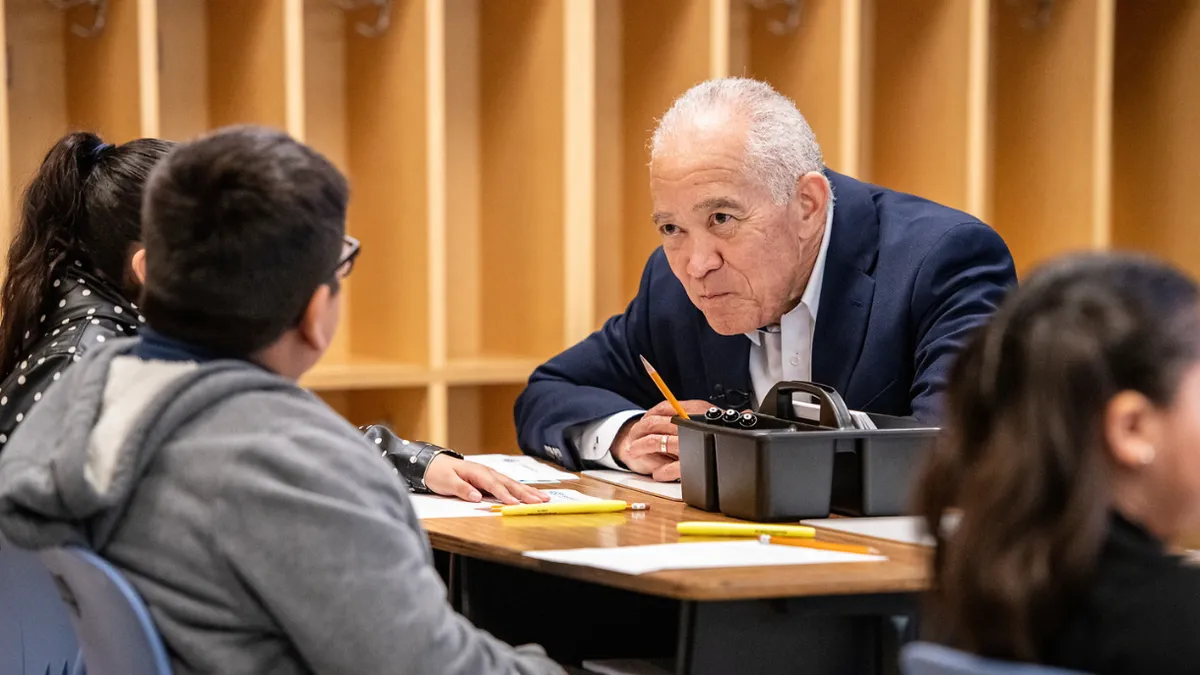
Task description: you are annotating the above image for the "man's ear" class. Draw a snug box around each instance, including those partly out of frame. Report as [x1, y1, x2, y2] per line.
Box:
[296, 285, 336, 353]
[793, 171, 830, 230]
[131, 247, 147, 284]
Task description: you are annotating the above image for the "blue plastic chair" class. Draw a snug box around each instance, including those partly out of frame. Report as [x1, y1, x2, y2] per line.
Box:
[0, 539, 82, 675]
[37, 546, 173, 675]
[900, 642, 1091, 675]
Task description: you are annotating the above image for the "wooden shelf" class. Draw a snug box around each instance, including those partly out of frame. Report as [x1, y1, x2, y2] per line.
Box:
[863, 0, 983, 215]
[442, 357, 540, 386]
[989, 0, 1114, 275]
[302, 359, 428, 391]
[443, 0, 565, 362]
[1, 0, 1196, 454]
[1111, 1, 1200, 278]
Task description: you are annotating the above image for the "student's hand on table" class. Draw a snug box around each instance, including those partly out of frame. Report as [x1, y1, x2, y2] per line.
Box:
[423, 455, 551, 505]
[612, 399, 714, 482]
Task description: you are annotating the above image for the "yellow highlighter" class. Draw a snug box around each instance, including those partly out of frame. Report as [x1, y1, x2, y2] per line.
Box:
[492, 500, 649, 516]
[676, 521, 817, 538]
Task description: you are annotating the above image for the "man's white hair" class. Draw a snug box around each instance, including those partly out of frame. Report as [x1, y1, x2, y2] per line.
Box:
[649, 77, 824, 205]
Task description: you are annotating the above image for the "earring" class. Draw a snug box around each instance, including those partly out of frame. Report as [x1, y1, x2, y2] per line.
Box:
[1139, 445, 1157, 465]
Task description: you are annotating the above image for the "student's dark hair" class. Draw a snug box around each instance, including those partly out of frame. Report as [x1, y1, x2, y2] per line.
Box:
[140, 125, 348, 357]
[0, 131, 174, 375]
[915, 252, 1200, 662]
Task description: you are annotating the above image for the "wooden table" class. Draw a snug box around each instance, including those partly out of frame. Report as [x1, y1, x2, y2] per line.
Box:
[424, 473, 931, 675]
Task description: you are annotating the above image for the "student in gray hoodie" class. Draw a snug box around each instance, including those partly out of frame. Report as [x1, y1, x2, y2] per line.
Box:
[0, 126, 565, 675]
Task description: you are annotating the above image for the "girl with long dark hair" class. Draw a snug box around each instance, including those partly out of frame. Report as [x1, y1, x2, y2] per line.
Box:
[916, 252, 1200, 673]
[0, 132, 174, 450]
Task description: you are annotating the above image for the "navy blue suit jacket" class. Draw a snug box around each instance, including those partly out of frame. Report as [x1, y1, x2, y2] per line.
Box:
[515, 170, 1017, 470]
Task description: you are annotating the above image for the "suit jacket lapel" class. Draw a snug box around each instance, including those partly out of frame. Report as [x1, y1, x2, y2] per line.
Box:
[812, 170, 879, 397]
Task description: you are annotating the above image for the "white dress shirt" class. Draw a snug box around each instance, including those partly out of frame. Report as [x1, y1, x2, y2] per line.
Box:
[573, 203, 835, 470]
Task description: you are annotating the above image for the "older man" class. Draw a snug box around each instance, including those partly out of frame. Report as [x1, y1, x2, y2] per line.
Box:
[515, 77, 1016, 481]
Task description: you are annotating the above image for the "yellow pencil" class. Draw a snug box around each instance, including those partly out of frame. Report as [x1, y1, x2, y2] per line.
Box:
[676, 521, 816, 538]
[488, 500, 649, 516]
[639, 355, 690, 420]
[758, 535, 880, 555]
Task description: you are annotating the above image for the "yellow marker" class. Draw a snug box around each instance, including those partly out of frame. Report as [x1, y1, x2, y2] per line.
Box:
[492, 500, 648, 516]
[639, 355, 690, 420]
[676, 521, 816, 538]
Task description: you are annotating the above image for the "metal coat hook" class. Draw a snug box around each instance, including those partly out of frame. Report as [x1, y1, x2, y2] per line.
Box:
[329, 0, 391, 38]
[745, 0, 803, 36]
[43, 0, 107, 38]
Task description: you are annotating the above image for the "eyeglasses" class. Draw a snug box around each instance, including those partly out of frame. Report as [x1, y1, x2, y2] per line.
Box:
[335, 234, 361, 280]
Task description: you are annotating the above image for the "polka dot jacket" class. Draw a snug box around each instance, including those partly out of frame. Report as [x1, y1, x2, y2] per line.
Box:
[362, 424, 463, 493]
[0, 265, 142, 451]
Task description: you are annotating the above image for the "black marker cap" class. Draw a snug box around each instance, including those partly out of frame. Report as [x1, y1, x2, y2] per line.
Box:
[738, 412, 758, 428]
[722, 409, 741, 424]
[704, 406, 724, 422]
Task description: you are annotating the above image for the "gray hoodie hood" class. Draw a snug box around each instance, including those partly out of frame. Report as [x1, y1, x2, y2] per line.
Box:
[0, 338, 562, 675]
[0, 338, 293, 550]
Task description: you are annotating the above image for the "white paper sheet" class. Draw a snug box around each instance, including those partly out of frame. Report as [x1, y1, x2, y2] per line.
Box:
[410, 488, 601, 519]
[800, 514, 960, 547]
[582, 470, 683, 502]
[464, 454, 579, 484]
[523, 540, 886, 575]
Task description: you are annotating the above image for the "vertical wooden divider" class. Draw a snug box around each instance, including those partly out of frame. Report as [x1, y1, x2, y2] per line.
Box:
[563, 0, 596, 346]
[965, 0, 990, 219]
[0, 1, 10, 252]
[137, 0, 158, 138]
[283, 0, 305, 139]
[426, 0, 449, 446]
[839, 0, 862, 178]
[709, 0, 730, 77]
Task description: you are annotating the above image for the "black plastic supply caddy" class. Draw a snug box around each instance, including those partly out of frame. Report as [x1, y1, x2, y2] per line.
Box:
[675, 381, 938, 521]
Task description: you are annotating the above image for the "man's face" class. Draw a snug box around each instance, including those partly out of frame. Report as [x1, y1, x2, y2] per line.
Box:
[649, 119, 828, 335]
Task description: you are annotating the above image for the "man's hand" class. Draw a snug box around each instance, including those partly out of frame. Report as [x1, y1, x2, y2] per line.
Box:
[612, 400, 713, 482]
[423, 455, 550, 505]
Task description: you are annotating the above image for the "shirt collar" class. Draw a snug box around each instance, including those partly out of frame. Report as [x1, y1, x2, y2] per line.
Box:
[745, 199, 835, 347]
[132, 326, 223, 363]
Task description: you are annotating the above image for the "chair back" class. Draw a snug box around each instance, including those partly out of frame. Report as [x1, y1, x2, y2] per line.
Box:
[38, 546, 173, 675]
[0, 540, 82, 675]
[900, 642, 1091, 675]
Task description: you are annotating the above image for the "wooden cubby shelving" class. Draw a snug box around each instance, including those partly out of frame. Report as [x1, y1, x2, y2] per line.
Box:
[1, 0, 1194, 452]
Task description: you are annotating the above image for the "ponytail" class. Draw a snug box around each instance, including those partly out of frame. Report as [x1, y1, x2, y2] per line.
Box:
[0, 132, 174, 376]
